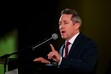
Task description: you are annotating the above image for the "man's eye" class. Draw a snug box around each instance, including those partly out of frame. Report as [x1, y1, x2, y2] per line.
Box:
[64, 22, 68, 24]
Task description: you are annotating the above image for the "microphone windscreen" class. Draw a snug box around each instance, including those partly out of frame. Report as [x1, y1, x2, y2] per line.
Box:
[52, 33, 58, 40]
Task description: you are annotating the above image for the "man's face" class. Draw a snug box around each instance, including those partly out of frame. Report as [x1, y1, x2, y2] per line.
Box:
[59, 14, 80, 41]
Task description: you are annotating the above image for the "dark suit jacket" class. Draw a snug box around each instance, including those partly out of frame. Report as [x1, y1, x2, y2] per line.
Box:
[58, 33, 99, 74]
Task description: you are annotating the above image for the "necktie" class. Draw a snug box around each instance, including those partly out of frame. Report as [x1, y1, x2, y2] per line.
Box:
[64, 41, 70, 58]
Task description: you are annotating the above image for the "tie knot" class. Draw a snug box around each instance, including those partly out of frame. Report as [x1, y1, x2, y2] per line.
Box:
[66, 41, 70, 46]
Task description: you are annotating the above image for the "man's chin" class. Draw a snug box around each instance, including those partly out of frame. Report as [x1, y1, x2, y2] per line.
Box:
[61, 36, 67, 40]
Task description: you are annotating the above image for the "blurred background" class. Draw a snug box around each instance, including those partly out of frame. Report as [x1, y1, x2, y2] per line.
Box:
[0, 0, 111, 74]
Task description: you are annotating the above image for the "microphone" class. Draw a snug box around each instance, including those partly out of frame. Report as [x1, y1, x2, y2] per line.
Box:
[32, 33, 58, 49]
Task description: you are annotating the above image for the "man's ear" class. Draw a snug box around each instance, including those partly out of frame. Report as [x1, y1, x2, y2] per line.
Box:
[75, 23, 80, 29]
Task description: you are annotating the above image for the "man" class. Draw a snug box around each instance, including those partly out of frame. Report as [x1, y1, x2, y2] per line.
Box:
[33, 8, 99, 74]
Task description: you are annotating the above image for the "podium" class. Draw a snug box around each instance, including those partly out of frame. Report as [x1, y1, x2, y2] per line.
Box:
[5, 58, 46, 74]
[5, 69, 18, 74]
[7, 58, 59, 74]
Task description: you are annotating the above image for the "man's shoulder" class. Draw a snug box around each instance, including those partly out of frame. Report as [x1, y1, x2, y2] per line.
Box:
[78, 33, 96, 44]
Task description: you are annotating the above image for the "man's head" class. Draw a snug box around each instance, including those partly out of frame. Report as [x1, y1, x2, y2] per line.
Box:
[59, 8, 82, 41]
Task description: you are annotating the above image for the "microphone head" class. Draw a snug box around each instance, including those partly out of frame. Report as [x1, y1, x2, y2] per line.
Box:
[52, 33, 58, 40]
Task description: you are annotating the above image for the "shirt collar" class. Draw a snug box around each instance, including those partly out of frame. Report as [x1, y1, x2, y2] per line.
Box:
[67, 32, 80, 44]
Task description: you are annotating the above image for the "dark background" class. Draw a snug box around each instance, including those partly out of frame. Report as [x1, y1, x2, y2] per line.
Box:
[0, 0, 60, 49]
[1, 1, 61, 74]
[1, 0, 111, 74]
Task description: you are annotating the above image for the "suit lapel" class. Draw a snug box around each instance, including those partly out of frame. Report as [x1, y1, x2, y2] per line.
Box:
[68, 33, 83, 57]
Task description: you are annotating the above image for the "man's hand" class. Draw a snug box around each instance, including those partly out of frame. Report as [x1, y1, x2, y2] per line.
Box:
[33, 57, 50, 64]
[48, 44, 61, 62]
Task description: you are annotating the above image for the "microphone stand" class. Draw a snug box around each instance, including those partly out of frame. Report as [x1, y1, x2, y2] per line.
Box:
[0, 50, 18, 74]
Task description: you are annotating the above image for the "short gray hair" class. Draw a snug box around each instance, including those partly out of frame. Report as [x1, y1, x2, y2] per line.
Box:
[61, 8, 82, 25]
